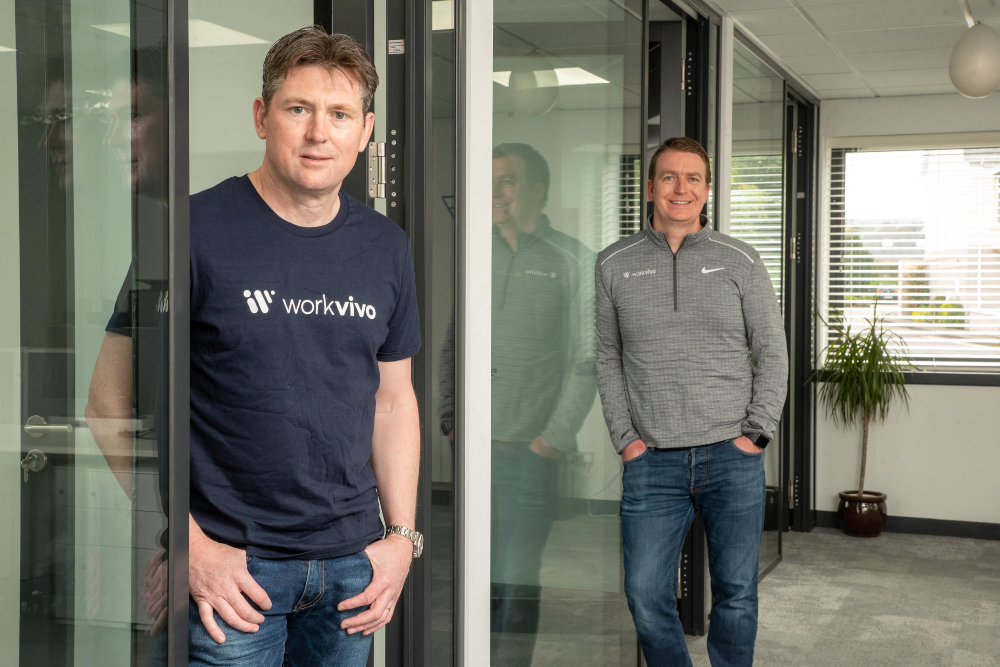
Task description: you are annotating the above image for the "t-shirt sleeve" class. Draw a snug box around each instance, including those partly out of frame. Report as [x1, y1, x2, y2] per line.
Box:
[105, 264, 133, 336]
[376, 241, 422, 361]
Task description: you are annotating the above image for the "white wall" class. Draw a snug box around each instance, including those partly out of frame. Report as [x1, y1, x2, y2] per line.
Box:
[820, 93, 1000, 139]
[817, 92, 1000, 524]
[816, 384, 1000, 523]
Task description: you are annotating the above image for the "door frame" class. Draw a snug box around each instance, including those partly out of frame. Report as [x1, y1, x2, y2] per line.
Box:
[167, 0, 191, 664]
[784, 87, 818, 534]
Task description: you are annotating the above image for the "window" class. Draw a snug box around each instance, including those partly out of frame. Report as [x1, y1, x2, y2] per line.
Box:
[824, 145, 1000, 370]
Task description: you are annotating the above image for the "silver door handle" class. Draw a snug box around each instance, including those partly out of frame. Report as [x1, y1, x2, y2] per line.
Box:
[23, 415, 74, 438]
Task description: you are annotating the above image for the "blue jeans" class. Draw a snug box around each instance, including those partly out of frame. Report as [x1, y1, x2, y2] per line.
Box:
[491, 442, 560, 667]
[189, 550, 374, 667]
[621, 439, 765, 667]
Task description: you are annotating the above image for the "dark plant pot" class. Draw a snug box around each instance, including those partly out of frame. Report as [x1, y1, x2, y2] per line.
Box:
[837, 491, 888, 538]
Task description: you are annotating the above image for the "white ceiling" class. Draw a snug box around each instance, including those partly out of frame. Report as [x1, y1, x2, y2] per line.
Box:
[713, 0, 1000, 99]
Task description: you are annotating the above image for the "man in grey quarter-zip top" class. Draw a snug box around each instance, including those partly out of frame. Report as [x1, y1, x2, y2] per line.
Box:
[596, 137, 787, 667]
[439, 142, 596, 666]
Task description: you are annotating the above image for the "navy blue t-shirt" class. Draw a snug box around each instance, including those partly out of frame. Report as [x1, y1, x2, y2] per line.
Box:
[190, 176, 422, 559]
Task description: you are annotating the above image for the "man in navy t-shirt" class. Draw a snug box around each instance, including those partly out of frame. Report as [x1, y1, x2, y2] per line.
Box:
[183, 27, 422, 666]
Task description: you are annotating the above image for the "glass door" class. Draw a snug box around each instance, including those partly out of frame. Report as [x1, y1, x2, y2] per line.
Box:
[728, 39, 785, 574]
[488, 1, 644, 665]
[2, 0, 175, 664]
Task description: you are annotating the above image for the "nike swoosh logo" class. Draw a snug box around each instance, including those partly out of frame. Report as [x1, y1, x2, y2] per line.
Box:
[702, 267, 725, 274]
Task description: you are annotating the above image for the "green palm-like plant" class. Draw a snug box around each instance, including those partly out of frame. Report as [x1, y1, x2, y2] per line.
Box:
[816, 305, 914, 499]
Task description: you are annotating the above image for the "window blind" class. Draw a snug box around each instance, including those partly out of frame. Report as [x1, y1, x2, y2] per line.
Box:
[730, 154, 784, 304]
[824, 146, 1000, 370]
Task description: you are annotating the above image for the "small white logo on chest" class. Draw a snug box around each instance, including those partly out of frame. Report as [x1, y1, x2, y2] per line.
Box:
[525, 269, 557, 278]
[623, 269, 656, 279]
[702, 267, 725, 274]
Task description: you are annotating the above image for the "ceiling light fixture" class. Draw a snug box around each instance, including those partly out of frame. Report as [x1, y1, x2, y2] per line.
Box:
[492, 67, 609, 88]
[92, 19, 268, 48]
[949, 0, 1000, 98]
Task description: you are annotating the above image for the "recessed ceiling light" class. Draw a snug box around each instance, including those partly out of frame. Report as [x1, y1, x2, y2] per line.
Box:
[92, 19, 268, 48]
[433, 0, 454, 31]
[492, 67, 609, 88]
[552, 67, 610, 87]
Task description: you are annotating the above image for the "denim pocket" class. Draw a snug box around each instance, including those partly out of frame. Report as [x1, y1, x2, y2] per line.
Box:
[622, 447, 649, 466]
[728, 438, 764, 457]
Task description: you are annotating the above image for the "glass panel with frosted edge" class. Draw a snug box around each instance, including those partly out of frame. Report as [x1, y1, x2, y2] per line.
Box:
[4, 0, 173, 664]
[729, 40, 784, 571]
[490, 1, 642, 664]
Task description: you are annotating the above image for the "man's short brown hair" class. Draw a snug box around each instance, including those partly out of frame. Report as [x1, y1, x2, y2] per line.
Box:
[262, 26, 379, 113]
[648, 137, 712, 185]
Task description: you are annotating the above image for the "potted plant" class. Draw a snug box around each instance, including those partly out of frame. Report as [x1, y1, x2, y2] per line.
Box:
[816, 305, 913, 538]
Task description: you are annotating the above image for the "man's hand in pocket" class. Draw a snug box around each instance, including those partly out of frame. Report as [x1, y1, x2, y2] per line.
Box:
[189, 514, 272, 644]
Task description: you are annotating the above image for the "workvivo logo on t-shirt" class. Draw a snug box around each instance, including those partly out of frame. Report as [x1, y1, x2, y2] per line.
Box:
[243, 289, 377, 320]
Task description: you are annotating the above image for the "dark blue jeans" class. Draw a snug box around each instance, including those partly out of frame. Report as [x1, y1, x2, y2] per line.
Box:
[189, 550, 374, 667]
[491, 442, 560, 667]
[621, 439, 765, 667]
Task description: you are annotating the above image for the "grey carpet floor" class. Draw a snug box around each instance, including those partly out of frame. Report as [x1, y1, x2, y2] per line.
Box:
[686, 528, 1000, 667]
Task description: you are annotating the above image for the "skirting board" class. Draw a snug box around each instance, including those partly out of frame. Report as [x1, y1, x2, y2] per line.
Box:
[816, 510, 1000, 541]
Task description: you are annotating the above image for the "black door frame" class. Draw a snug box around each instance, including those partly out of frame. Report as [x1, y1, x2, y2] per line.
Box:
[780, 86, 818, 535]
[319, 1, 433, 665]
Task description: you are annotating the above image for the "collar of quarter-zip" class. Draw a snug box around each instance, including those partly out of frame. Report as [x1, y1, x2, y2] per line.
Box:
[493, 215, 552, 253]
[643, 218, 712, 253]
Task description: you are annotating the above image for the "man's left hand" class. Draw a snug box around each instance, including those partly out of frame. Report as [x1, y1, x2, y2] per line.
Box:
[733, 435, 763, 454]
[529, 436, 562, 459]
[339, 535, 413, 635]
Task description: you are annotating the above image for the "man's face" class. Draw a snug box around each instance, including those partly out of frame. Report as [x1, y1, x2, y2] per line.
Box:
[39, 80, 69, 190]
[254, 64, 374, 196]
[106, 78, 166, 195]
[492, 155, 544, 227]
[647, 150, 710, 227]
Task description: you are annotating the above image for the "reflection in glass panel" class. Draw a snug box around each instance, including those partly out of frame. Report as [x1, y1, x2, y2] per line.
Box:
[488, 1, 643, 664]
[729, 41, 784, 570]
[3, 0, 172, 665]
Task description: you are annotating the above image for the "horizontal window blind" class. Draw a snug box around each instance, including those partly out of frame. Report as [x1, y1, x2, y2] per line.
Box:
[730, 154, 784, 304]
[825, 146, 1000, 370]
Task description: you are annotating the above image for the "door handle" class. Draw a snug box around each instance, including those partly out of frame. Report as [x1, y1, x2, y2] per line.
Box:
[23, 415, 74, 438]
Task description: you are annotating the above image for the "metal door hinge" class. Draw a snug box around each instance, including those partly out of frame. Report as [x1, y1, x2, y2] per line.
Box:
[368, 142, 386, 199]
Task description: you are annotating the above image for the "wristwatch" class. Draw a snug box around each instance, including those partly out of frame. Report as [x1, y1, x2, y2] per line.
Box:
[747, 433, 770, 450]
[386, 525, 424, 558]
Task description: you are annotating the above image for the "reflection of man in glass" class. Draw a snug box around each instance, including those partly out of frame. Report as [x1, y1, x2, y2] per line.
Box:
[440, 143, 597, 666]
[86, 42, 170, 660]
[596, 138, 787, 667]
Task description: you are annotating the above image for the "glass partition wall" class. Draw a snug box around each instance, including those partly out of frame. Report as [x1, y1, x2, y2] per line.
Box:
[487, 1, 643, 665]
[728, 40, 785, 572]
[2, 0, 177, 664]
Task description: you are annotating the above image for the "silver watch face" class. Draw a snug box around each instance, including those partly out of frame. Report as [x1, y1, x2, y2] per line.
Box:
[412, 531, 424, 558]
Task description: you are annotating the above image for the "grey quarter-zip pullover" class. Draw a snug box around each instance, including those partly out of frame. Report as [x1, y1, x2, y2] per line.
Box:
[440, 218, 597, 452]
[595, 222, 788, 454]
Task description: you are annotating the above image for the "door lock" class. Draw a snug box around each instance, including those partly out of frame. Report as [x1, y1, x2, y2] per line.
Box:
[21, 449, 47, 482]
[23, 415, 73, 438]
